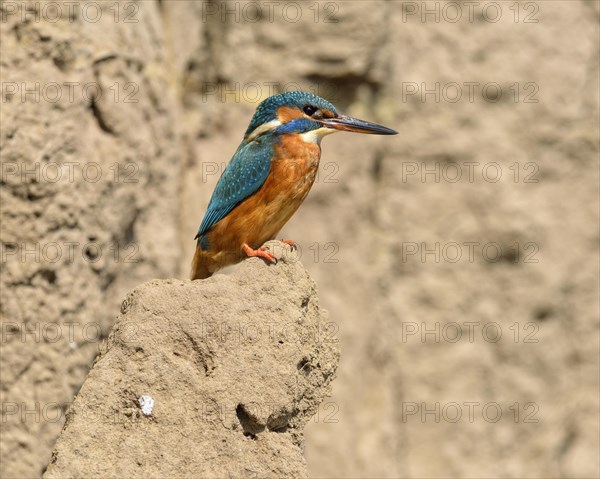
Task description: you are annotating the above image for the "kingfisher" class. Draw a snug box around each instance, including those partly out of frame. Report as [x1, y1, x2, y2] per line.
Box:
[191, 91, 397, 280]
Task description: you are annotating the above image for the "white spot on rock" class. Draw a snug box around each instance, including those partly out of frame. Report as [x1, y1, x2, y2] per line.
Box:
[139, 395, 154, 416]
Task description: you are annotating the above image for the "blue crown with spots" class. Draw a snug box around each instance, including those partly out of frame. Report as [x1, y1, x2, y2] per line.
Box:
[244, 91, 338, 138]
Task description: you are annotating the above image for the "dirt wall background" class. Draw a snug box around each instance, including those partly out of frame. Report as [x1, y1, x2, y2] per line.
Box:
[1, 1, 599, 478]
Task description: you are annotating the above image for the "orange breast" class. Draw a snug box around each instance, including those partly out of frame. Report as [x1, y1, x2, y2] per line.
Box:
[206, 134, 321, 259]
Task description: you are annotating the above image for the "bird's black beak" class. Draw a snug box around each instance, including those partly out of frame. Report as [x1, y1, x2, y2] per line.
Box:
[319, 114, 398, 135]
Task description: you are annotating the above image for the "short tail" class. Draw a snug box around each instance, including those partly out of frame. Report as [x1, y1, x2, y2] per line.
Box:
[190, 246, 213, 280]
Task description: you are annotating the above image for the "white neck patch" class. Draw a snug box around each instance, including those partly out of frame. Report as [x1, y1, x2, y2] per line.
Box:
[246, 119, 282, 141]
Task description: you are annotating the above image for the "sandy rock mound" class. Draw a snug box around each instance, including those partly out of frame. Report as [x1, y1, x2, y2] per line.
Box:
[44, 242, 339, 478]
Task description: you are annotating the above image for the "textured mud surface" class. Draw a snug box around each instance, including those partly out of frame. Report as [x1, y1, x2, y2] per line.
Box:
[43, 244, 339, 478]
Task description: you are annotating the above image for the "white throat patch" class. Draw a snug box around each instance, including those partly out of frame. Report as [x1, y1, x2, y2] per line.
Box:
[299, 127, 337, 145]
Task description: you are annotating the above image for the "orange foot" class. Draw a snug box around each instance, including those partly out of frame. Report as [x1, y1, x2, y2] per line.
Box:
[280, 239, 297, 251]
[242, 243, 277, 264]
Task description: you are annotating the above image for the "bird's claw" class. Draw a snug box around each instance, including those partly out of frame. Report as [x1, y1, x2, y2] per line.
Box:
[280, 239, 297, 251]
[242, 243, 277, 264]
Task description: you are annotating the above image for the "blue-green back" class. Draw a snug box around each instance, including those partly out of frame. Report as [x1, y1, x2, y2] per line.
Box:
[196, 134, 278, 244]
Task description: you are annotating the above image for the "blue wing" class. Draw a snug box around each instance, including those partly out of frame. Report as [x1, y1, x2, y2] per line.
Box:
[196, 138, 275, 240]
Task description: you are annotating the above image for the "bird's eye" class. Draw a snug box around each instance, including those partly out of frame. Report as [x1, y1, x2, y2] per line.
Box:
[303, 105, 317, 116]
